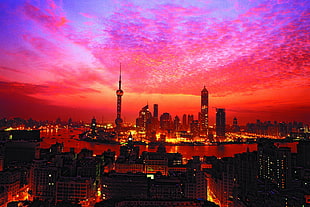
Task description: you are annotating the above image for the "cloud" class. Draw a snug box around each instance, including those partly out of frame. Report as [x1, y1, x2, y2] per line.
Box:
[0, 0, 309, 122]
[22, 1, 69, 32]
[0, 81, 100, 96]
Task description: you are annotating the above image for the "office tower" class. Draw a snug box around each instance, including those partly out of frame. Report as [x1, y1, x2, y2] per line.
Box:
[232, 117, 240, 132]
[182, 114, 187, 130]
[152, 104, 159, 131]
[173, 116, 181, 131]
[190, 120, 200, 138]
[115, 64, 124, 128]
[188, 114, 194, 126]
[160, 113, 172, 131]
[136, 105, 152, 132]
[216, 108, 226, 137]
[200, 86, 208, 133]
[153, 104, 158, 118]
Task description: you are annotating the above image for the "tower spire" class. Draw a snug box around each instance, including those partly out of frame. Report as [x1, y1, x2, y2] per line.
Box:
[119, 63, 122, 90]
[115, 63, 124, 128]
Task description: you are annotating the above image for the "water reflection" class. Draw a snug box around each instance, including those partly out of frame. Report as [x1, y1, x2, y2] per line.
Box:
[40, 128, 296, 159]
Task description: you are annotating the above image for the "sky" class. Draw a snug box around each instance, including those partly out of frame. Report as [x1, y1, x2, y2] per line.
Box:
[0, 0, 309, 125]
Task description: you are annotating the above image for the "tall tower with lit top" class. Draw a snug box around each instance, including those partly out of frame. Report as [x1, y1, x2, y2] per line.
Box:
[115, 64, 123, 129]
[200, 86, 208, 133]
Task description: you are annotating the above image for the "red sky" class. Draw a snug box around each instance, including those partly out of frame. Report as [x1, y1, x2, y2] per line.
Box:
[0, 0, 309, 125]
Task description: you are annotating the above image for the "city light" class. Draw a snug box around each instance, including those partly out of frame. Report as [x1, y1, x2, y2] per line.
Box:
[0, 0, 309, 206]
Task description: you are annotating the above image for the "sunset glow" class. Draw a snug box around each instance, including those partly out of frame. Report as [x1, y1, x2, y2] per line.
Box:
[0, 0, 309, 124]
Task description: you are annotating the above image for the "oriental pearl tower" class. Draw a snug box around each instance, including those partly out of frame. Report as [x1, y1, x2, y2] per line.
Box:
[115, 64, 123, 130]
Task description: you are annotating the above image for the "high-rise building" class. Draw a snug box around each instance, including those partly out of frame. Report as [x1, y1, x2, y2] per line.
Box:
[173, 116, 181, 131]
[188, 114, 194, 126]
[190, 120, 200, 138]
[232, 117, 240, 132]
[153, 104, 158, 119]
[160, 113, 172, 131]
[115, 64, 124, 129]
[257, 140, 292, 190]
[136, 105, 152, 132]
[182, 114, 187, 130]
[216, 108, 226, 137]
[200, 86, 208, 133]
[152, 104, 159, 131]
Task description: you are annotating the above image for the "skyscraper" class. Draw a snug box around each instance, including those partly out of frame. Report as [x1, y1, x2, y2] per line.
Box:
[152, 104, 159, 131]
[216, 108, 226, 137]
[200, 86, 208, 133]
[160, 113, 172, 131]
[136, 105, 152, 132]
[153, 104, 158, 119]
[115, 64, 124, 128]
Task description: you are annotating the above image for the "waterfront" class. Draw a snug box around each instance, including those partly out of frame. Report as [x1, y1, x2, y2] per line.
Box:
[40, 128, 297, 159]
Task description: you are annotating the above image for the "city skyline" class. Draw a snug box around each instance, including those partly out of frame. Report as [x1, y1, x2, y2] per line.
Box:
[0, 0, 309, 124]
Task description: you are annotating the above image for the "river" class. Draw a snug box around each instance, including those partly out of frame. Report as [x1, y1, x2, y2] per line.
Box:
[40, 128, 296, 159]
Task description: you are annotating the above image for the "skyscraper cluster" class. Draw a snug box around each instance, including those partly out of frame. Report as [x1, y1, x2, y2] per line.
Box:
[132, 86, 229, 141]
[113, 70, 229, 141]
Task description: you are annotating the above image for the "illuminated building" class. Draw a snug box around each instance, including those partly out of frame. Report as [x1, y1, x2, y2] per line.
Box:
[207, 157, 235, 207]
[188, 114, 194, 126]
[190, 120, 200, 138]
[115, 64, 124, 129]
[152, 104, 160, 131]
[153, 104, 158, 119]
[160, 113, 172, 132]
[257, 140, 292, 190]
[136, 105, 152, 132]
[136, 105, 153, 139]
[200, 86, 209, 134]
[216, 108, 226, 138]
[232, 117, 240, 132]
[182, 114, 188, 131]
[173, 116, 181, 131]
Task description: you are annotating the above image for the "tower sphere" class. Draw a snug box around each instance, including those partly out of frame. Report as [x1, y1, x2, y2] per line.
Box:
[116, 89, 123, 96]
